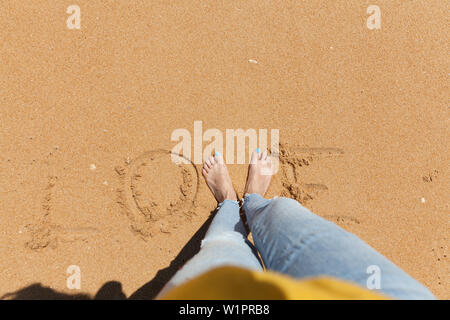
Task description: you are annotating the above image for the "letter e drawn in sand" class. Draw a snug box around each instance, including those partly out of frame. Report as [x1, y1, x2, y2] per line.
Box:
[278, 143, 344, 205]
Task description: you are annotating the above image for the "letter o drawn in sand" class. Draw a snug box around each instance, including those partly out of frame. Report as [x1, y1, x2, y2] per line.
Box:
[116, 149, 199, 239]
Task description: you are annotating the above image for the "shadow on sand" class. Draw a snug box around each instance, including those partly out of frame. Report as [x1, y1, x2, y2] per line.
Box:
[1, 214, 214, 300]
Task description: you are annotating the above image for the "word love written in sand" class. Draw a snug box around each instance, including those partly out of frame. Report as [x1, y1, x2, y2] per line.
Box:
[66, 4, 381, 30]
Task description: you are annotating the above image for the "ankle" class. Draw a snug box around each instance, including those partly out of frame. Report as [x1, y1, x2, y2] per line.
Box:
[224, 192, 238, 201]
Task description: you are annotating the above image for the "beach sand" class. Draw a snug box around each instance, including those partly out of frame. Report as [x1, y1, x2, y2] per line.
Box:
[0, 1, 448, 299]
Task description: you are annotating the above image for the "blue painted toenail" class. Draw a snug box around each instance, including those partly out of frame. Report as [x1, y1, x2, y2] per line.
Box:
[256, 148, 260, 153]
[215, 151, 221, 156]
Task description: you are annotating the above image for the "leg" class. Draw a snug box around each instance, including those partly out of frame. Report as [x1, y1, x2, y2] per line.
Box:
[243, 150, 435, 299]
[157, 153, 262, 297]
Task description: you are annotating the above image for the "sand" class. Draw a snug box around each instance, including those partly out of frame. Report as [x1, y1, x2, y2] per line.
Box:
[0, 1, 448, 299]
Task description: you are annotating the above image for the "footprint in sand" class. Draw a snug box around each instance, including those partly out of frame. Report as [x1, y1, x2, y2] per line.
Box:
[115, 149, 199, 239]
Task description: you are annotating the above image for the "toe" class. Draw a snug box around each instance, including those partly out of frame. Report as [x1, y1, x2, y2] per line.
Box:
[205, 158, 212, 168]
[258, 150, 264, 160]
[210, 156, 216, 165]
[214, 151, 224, 164]
[262, 150, 268, 160]
[202, 167, 208, 176]
[250, 150, 259, 164]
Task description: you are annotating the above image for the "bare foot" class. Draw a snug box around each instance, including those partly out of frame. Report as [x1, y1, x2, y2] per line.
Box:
[202, 152, 237, 203]
[244, 149, 273, 197]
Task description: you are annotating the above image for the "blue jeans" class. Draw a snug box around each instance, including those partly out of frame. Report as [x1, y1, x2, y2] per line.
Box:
[158, 194, 435, 299]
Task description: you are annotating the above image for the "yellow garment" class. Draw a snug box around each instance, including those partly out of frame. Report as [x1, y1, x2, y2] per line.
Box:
[161, 266, 386, 300]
